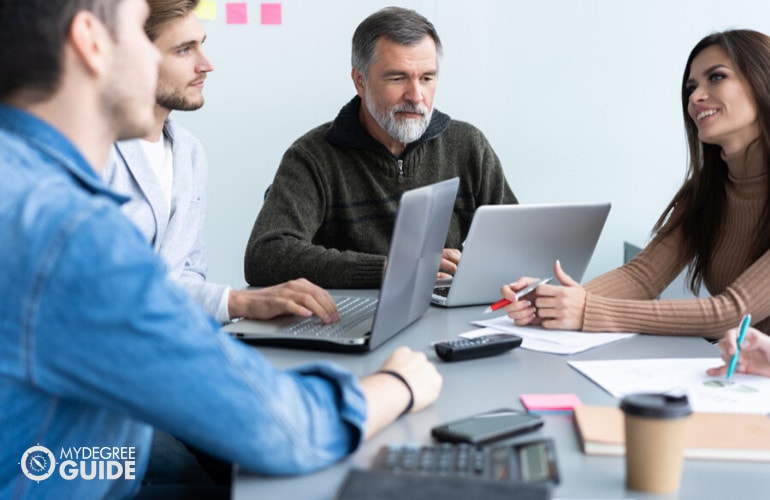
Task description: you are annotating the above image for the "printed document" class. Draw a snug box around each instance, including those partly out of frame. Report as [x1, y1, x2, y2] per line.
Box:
[466, 315, 635, 355]
[568, 357, 770, 414]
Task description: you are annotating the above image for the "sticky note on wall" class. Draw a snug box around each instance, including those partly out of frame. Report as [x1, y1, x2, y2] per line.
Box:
[261, 3, 282, 25]
[226, 3, 248, 24]
[195, 0, 216, 20]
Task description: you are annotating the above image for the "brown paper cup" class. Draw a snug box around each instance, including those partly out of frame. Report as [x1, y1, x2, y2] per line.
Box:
[621, 393, 692, 493]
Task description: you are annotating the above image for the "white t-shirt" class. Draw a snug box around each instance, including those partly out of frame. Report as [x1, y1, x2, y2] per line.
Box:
[139, 134, 174, 220]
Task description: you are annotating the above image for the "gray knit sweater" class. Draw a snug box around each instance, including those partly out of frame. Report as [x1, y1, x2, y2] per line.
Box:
[245, 96, 517, 288]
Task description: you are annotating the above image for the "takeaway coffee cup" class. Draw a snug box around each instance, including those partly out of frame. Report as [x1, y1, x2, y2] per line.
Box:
[620, 393, 692, 493]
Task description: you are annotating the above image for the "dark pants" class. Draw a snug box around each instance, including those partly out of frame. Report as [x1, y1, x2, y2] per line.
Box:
[135, 431, 231, 500]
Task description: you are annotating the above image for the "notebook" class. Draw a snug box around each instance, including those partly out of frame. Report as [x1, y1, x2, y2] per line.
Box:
[432, 202, 610, 307]
[573, 405, 770, 462]
[224, 177, 459, 352]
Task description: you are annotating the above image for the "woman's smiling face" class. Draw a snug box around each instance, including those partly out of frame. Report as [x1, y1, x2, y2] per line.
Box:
[686, 44, 760, 155]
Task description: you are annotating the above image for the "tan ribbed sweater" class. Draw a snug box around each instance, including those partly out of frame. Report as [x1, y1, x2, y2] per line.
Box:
[583, 172, 770, 338]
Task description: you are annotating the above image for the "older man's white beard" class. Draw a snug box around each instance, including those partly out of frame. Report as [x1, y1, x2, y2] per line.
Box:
[365, 93, 432, 144]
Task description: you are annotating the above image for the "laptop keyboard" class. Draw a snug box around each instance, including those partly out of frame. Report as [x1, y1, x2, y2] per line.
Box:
[281, 296, 378, 338]
[433, 286, 451, 298]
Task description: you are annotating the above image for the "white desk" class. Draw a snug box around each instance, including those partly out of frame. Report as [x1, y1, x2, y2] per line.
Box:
[233, 293, 770, 499]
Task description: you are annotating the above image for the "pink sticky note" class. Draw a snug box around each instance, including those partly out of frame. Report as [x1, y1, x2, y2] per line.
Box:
[261, 3, 282, 25]
[520, 393, 583, 413]
[226, 3, 248, 24]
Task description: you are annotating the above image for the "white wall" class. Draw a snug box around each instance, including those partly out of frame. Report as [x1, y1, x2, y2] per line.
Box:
[175, 0, 770, 288]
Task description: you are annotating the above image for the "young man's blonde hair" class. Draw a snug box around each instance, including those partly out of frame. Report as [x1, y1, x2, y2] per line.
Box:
[144, 0, 199, 41]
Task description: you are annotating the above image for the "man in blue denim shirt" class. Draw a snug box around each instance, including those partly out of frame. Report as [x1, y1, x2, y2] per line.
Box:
[0, 1, 443, 498]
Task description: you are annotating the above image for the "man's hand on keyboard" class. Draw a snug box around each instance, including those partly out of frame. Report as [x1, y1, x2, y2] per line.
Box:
[228, 278, 340, 324]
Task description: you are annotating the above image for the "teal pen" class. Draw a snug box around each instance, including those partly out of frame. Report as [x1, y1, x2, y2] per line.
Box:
[726, 314, 751, 379]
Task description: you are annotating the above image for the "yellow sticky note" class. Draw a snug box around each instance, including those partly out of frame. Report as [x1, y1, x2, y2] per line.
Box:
[196, 0, 217, 20]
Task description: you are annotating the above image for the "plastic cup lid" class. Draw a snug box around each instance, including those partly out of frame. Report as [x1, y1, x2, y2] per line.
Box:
[620, 393, 692, 419]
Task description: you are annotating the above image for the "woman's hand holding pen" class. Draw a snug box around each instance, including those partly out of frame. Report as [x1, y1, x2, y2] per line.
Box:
[707, 326, 770, 378]
[502, 261, 587, 331]
[500, 277, 545, 326]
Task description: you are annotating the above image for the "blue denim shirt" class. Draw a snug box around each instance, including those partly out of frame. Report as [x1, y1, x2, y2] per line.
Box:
[0, 104, 367, 499]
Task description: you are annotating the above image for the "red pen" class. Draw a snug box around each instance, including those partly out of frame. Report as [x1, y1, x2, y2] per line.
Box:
[483, 277, 552, 314]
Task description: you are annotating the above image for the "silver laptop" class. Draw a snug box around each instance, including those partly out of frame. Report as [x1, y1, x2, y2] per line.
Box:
[225, 177, 460, 352]
[432, 202, 611, 308]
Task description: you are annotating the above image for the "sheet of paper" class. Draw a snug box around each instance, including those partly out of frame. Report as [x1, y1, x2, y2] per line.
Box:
[467, 315, 635, 355]
[568, 358, 770, 414]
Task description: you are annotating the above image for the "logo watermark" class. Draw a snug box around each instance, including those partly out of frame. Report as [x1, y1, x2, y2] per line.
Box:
[20, 445, 136, 482]
[20, 445, 56, 482]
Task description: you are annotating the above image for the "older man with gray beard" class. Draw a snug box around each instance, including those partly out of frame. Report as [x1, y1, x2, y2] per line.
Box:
[245, 6, 517, 289]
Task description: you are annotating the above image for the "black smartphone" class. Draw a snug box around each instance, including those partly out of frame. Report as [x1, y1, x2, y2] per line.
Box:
[431, 408, 544, 445]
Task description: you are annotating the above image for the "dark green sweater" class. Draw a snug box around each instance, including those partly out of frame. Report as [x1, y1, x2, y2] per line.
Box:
[245, 96, 517, 288]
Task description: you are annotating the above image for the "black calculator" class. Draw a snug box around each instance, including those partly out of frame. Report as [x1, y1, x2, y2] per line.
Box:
[371, 438, 559, 485]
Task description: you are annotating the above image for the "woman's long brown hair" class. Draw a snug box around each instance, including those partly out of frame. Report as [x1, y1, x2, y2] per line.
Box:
[653, 30, 770, 294]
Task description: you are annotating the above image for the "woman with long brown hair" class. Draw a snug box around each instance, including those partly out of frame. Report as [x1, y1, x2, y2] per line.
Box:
[502, 29, 770, 338]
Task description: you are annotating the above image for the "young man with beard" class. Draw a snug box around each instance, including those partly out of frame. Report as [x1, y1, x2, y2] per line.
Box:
[0, 1, 442, 497]
[105, 0, 340, 326]
[245, 6, 518, 289]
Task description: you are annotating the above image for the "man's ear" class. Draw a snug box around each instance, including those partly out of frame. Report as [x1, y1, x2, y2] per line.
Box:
[68, 10, 112, 77]
[352, 67, 366, 98]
